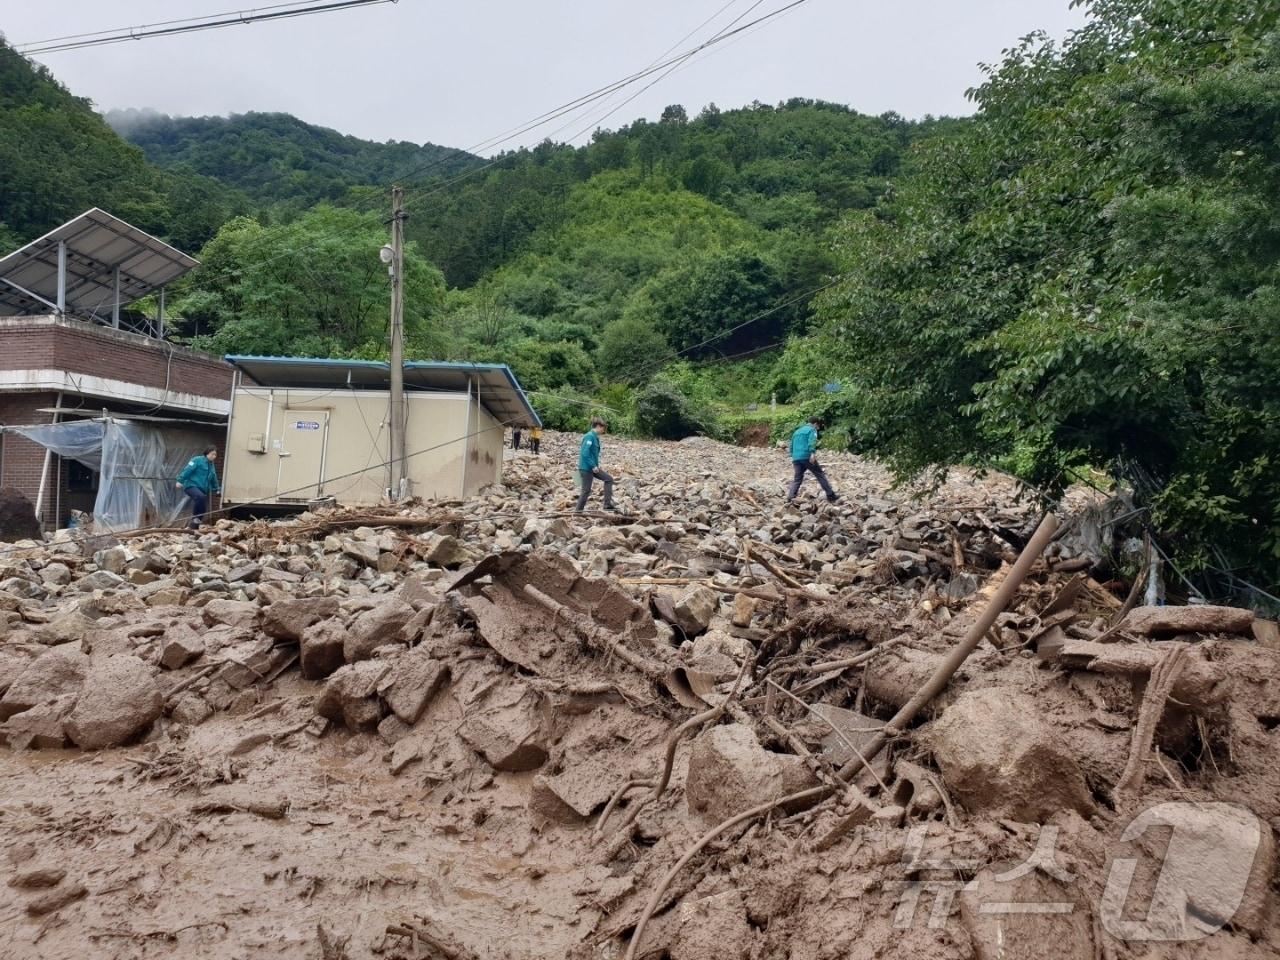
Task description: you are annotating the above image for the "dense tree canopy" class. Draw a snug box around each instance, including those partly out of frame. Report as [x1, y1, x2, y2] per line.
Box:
[0, 40, 242, 253]
[801, 0, 1280, 588]
[171, 207, 446, 358]
[108, 109, 479, 210]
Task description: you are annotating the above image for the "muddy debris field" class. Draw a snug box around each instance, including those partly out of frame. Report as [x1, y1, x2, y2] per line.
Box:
[0, 432, 1277, 960]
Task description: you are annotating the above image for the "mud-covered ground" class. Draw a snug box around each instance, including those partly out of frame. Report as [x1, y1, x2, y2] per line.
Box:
[1, 433, 1277, 960]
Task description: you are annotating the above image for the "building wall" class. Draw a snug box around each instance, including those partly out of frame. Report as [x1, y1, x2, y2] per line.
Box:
[0, 392, 59, 524]
[224, 387, 498, 506]
[0, 398, 228, 530]
[463, 396, 504, 496]
[0, 316, 232, 414]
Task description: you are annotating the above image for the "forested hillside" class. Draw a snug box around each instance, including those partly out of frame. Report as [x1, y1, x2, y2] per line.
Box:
[796, 0, 1280, 592]
[161, 100, 948, 402]
[6, 0, 1277, 591]
[0, 41, 243, 253]
[107, 109, 480, 209]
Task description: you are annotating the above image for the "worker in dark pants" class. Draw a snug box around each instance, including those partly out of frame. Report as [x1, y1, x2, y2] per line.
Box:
[530, 426, 542, 455]
[575, 418, 617, 513]
[175, 445, 220, 528]
[512, 427, 523, 451]
[787, 416, 838, 503]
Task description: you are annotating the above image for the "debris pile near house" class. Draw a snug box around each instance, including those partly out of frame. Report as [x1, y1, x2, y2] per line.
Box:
[0, 432, 1276, 960]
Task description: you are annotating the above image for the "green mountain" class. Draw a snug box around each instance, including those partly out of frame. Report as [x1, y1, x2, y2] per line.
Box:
[0, 40, 242, 253]
[107, 108, 480, 208]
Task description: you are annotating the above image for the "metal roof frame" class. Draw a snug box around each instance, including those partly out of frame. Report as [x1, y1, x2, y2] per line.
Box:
[0, 209, 197, 330]
[224, 355, 542, 427]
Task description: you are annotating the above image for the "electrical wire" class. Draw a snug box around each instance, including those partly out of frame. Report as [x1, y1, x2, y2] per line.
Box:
[119, 0, 816, 313]
[17, 0, 399, 56]
[390, 0, 815, 207]
[557, 0, 770, 146]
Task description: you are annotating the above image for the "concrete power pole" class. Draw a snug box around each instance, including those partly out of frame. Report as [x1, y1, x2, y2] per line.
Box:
[388, 185, 407, 499]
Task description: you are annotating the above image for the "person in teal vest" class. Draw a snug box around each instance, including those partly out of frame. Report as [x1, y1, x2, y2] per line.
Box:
[575, 418, 617, 513]
[175, 445, 220, 529]
[787, 416, 838, 503]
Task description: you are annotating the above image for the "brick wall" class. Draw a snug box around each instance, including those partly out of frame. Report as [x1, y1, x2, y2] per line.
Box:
[0, 397, 227, 530]
[0, 393, 58, 524]
[0, 317, 232, 401]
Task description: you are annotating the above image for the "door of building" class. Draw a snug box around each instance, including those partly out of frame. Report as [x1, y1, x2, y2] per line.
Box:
[276, 410, 329, 500]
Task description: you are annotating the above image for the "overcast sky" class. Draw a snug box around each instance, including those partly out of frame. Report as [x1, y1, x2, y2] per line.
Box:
[5, 0, 1088, 154]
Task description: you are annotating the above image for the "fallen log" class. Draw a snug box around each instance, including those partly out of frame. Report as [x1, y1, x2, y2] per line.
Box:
[1055, 639, 1226, 711]
[835, 513, 1059, 781]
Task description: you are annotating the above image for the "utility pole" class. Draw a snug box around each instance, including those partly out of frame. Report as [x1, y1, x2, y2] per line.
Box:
[388, 185, 407, 499]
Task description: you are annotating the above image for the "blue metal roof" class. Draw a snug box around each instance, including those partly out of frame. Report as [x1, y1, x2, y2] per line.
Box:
[225, 355, 541, 427]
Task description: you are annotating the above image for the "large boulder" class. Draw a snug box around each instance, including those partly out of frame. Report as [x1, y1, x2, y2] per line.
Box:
[422, 535, 473, 569]
[159, 626, 205, 670]
[262, 597, 340, 641]
[382, 651, 449, 724]
[686, 724, 815, 824]
[925, 688, 1094, 822]
[1100, 801, 1275, 939]
[77, 570, 124, 592]
[300, 618, 349, 680]
[0, 646, 89, 721]
[459, 694, 550, 772]
[201, 599, 260, 630]
[344, 598, 415, 663]
[1, 694, 76, 749]
[315, 661, 389, 731]
[29, 610, 96, 646]
[672, 584, 719, 637]
[0, 487, 40, 542]
[64, 655, 163, 749]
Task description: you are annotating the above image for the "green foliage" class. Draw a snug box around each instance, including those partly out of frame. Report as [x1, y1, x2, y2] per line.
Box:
[108, 109, 479, 209]
[172, 207, 446, 357]
[0, 40, 242, 251]
[497, 339, 595, 393]
[528, 387, 595, 433]
[633, 375, 716, 440]
[400, 101, 939, 287]
[625, 243, 792, 355]
[805, 0, 1280, 587]
[596, 316, 672, 384]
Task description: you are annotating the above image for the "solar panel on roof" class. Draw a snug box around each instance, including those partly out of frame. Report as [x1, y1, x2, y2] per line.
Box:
[0, 208, 197, 319]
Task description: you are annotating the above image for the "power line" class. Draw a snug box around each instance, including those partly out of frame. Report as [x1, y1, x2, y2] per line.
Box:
[17, 0, 398, 56]
[558, 0, 771, 146]
[163, 0, 817, 297]
[16, 0, 318, 47]
[390, 0, 815, 206]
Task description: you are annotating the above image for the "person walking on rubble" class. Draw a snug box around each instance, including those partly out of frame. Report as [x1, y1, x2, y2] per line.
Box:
[529, 425, 542, 455]
[786, 416, 839, 503]
[176, 445, 220, 529]
[575, 418, 618, 513]
[512, 426, 523, 451]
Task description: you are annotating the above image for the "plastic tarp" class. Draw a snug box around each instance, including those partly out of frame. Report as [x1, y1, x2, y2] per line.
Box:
[9, 419, 213, 531]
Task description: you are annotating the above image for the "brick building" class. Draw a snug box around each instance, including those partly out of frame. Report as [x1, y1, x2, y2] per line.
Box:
[0, 210, 231, 530]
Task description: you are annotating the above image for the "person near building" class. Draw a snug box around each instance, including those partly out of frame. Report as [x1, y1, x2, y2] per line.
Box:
[786, 416, 838, 503]
[512, 426, 523, 451]
[530, 425, 543, 455]
[176, 445, 220, 528]
[575, 418, 617, 513]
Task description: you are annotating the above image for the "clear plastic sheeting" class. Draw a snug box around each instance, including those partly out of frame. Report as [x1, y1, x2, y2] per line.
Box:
[9, 419, 214, 531]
